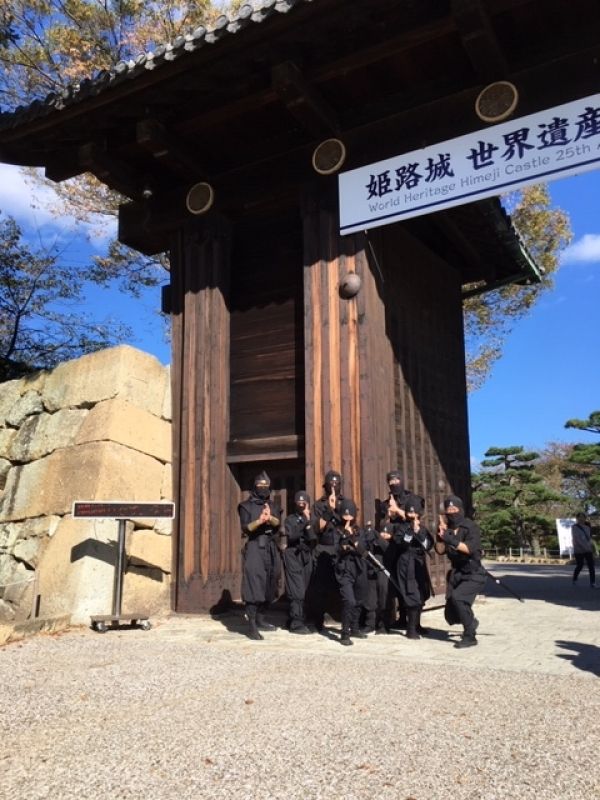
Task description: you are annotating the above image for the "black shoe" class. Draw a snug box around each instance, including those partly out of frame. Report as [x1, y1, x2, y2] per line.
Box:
[340, 633, 353, 646]
[359, 627, 375, 635]
[289, 625, 311, 635]
[247, 622, 264, 641]
[454, 636, 477, 649]
[256, 619, 277, 632]
[406, 631, 421, 640]
[375, 625, 389, 635]
[350, 629, 368, 639]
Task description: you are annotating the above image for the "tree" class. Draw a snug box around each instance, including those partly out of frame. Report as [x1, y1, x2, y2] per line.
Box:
[472, 445, 562, 554]
[464, 184, 572, 391]
[0, 211, 130, 379]
[563, 411, 600, 514]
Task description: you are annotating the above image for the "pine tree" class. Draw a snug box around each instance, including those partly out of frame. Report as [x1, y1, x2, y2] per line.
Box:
[473, 446, 561, 553]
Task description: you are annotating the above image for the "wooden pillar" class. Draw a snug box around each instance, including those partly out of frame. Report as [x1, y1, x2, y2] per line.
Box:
[302, 185, 396, 521]
[170, 215, 240, 611]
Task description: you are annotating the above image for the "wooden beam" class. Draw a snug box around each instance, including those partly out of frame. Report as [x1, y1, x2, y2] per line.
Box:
[78, 141, 144, 200]
[272, 60, 340, 138]
[136, 118, 208, 179]
[452, 0, 508, 81]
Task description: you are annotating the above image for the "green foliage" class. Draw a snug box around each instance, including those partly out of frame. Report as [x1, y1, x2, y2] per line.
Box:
[563, 411, 600, 514]
[473, 445, 563, 552]
[465, 184, 572, 391]
[0, 211, 131, 378]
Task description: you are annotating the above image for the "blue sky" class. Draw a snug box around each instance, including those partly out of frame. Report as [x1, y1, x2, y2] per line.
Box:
[1, 163, 598, 464]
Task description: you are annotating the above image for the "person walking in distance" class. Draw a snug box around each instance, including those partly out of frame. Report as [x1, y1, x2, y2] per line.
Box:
[571, 513, 596, 588]
[436, 495, 486, 649]
[238, 471, 282, 640]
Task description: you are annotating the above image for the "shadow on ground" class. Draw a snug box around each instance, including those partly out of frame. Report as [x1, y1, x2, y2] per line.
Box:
[483, 563, 600, 612]
[555, 640, 600, 677]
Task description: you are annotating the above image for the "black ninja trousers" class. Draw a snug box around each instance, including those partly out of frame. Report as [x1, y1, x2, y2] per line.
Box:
[445, 570, 486, 637]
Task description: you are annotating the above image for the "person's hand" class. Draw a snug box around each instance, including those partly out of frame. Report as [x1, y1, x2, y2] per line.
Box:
[437, 514, 447, 539]
[259, 504, 271, 523]
[328, 490, 336, 510]
[303, 506, 310, 520]
[380, 531, 392, 541]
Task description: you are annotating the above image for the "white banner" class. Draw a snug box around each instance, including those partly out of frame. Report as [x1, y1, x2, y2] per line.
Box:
[556, 518, 576, 557]
[339, 93, 600, 234]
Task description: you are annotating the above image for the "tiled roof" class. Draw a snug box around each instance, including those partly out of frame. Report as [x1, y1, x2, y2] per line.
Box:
[0, 0, 315, 132]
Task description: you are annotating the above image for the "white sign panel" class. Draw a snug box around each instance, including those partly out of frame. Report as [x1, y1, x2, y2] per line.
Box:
[556, 518, 576, 557]
[339, 93, 600, 234]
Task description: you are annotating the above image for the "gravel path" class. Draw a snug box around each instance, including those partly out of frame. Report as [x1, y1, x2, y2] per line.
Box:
[2, 564, 600, 800]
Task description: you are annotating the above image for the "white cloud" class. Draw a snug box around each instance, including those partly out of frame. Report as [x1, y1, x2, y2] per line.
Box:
[561, 233, 600, 265]
[0, 163, 116, 251]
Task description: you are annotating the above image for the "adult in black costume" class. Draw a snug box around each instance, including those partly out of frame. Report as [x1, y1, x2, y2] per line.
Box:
[334, 498, 368, 646]
[282, 490, 316, 634]
[310, 470, 346, 630]
[377, 470, 423, 629]
[436, 495, 486, 649]
[393, 496, 434, 639]
[238, 471, 282, 641]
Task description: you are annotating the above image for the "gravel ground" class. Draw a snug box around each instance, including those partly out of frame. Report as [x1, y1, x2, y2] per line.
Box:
[2, 618, 600, 800]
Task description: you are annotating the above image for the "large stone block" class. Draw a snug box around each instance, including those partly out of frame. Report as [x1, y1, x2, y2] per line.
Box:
[0, 379, 21, 426]
[9, 408, 89, 463]
[37, 517, 126, 623]
[75, 398, 171, 463]
[1, 441, 164, 522]
[161, 365, 172, 421]
[6, 390, 43, 427]
[38, 517, 170, 624]
[128, 528, 172, 573]
[0, 429, 16, 459]
[43, 345, 169, 416]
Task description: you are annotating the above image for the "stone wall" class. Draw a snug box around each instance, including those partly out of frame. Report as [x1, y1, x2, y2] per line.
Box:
[0, 345, 173, 625]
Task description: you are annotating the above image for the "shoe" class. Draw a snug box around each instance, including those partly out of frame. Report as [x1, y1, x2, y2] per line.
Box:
[350, 629, 368, 639]
[256, 619, 277, 631]
[375, 625, 389, 635]
[406, 631, 421, 640]
[454, 636, 477, 649]
[247, 621, 264, 641]
[289, 625, 311, 635]
[340, 633, 353, 646]
[359, 627, 375, 635]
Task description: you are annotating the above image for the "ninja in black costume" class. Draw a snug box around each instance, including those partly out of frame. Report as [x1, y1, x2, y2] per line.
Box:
[393, 496, 434, 640]
[308, 470, 346, 630]
[282, 491, 317, 634]
[237, 471, 282, 640]
[334, 498, 368, 646]
[436, 495, 486, 649]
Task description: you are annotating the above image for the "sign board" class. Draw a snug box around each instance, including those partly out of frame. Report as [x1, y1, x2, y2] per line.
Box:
[556, 518, 575, 557]
[339, 93, 600, 234]
[72, 501, 175, 519]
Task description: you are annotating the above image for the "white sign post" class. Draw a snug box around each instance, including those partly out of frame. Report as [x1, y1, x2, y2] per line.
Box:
[556, 518, 575, 557]
[339, 93, 600, 234]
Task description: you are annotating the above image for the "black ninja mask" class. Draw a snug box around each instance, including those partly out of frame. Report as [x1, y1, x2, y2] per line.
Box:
[444, 495, 465, 527]
[404, 495, 424, 516]
[336, 497, 357, 519]
[295, 490, 310, 511]
[253, 470, 271, 501]
[387, 470, 404, 497]
[324, 470, 342, 496]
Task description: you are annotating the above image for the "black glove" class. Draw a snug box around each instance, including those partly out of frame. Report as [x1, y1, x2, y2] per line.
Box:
[443, 531, 460, 548]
